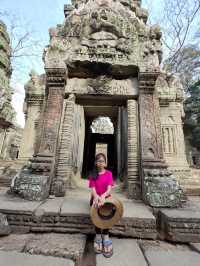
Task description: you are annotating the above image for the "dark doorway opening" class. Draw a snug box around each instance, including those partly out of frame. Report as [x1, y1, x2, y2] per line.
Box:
[82, 115, 117, 179]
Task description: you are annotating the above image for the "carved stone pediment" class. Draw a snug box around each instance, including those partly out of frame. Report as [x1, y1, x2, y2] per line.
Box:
[44, 0, 162, 73]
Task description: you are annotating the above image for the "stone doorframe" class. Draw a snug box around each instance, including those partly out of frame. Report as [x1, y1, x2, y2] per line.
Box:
[53, 95, 134, 196]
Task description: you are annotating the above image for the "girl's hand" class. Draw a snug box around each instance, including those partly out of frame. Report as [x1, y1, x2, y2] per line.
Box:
[98, 195, 106, 207]
[93, 196, 100, 208]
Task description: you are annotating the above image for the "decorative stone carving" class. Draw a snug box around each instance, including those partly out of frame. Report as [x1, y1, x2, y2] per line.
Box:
[143, 169, 185, 207]
[0, 126, 22, 160]
[139, 72, 185, 207]
[42, 0, 162, 74]
[127, 99, 140, 199]
[10, 161, 51, 201]
[12, 68, 66, 200]
[0, 20, 16, 128]
[156, 72, 191, 184]
[18, 71, 45, 160]
[65, 77, 138, 95]
[11, 1, 188, 208]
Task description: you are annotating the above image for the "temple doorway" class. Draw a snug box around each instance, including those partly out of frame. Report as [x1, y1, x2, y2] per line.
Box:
[79, 102, 128, 182]
[82, 116, 117, 179]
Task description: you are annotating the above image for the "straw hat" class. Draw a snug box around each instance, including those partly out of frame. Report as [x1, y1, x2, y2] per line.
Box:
[90, 196, 124, 229]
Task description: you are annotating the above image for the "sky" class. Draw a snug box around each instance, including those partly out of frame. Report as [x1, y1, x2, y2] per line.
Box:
[1, 0, 197, 128]
[1, 0, 71, 127]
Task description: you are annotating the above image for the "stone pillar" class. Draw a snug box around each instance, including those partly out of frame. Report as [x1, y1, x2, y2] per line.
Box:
[0, 129, 6, 158]
[11, 68, 66, 201]
[53, 94, 75, 195]
[127, 99, 140, 199]
[53, 97, 85, 195]
[138, 72, 184, 207]
[116, 107, 121, 180]
[18, 97, 43, 160]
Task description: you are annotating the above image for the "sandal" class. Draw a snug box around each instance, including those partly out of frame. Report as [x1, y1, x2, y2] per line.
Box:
[102, 239, 113, 258]
[94, 238, 103, 254]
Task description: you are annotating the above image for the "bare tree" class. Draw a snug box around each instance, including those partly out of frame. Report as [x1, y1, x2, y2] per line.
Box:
[162, 0, 200, 65]
[0, 10, 44, 83]
[144, 0, 200, 67]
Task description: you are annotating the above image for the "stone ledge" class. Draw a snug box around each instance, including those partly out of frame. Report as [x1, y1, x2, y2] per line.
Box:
[158, 209, 200, 242]
[0, 189, 157, 239]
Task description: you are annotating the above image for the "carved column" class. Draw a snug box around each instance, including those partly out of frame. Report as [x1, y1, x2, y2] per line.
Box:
[116, 107, 121, 180]
[53, 94, 75, 195]
[138, 72, 184, 207]
[18, 95, 43, 160]
[127, 99, 140, 199]
[11, 68, 66, 201]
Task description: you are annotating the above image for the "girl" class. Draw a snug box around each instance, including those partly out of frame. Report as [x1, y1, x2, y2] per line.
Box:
[88, 153, 114, 258]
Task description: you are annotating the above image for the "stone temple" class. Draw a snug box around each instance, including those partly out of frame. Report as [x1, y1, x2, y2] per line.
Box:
[12, 0, 190, 207]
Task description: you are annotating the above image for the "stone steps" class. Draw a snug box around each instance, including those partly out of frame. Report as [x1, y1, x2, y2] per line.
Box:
[1, 188, 200, 244]
[0, 188, 157, 240]
[0, 251, 74, 266]
[0, 177, 11, 187]
[178, 170, 200, 195]
[0, 159, 26, 188]
[158, 208, 200, 242]
[96, 238, 147, 266]
[184, 186, 200, 196]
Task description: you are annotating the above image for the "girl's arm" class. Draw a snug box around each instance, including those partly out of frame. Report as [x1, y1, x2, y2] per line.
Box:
[91, 187, 98, 199]
[91, 187, 100, 207]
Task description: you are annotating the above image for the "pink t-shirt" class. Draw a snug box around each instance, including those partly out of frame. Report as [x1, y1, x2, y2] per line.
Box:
[88, 170, 114, 196]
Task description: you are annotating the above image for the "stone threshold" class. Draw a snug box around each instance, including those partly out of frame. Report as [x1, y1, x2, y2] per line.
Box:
[0, 188, 157, 239]
[1, 188, 200, 243]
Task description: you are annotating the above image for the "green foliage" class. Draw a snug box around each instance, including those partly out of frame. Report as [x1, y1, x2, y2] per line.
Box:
[184, 80, 200, 150]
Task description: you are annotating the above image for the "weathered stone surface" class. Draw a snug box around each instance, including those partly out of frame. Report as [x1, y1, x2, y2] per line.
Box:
[0, 188, 41, 213]
[24, 233, 86, 264]
[143, 169, 185, 207]
[0, 21, 15, 129]
[0, 187, 157, 239]
[10, 166, 50, 201]
[18, 71, 45, 161]
[97, 238, 147, 266]
[60, 196, 90, 215]
[190, 243, 200, 254]
[0, 213, 11, 236]
[140, 240, 200, 266]
[0, 234, 33, 252]
[156, 73, 191, 186]
[10, 0, 190, 209]
[0, 251, 74, 266]
[158, 209, 200, 242]
[110, 199, 157, 239]
[34, 197, 65, 215]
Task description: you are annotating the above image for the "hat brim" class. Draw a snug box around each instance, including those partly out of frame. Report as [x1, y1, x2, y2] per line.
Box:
[90, 197, 124, 229]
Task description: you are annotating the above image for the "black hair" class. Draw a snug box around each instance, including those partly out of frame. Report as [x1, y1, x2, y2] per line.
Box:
[90, 153, 107, 180]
